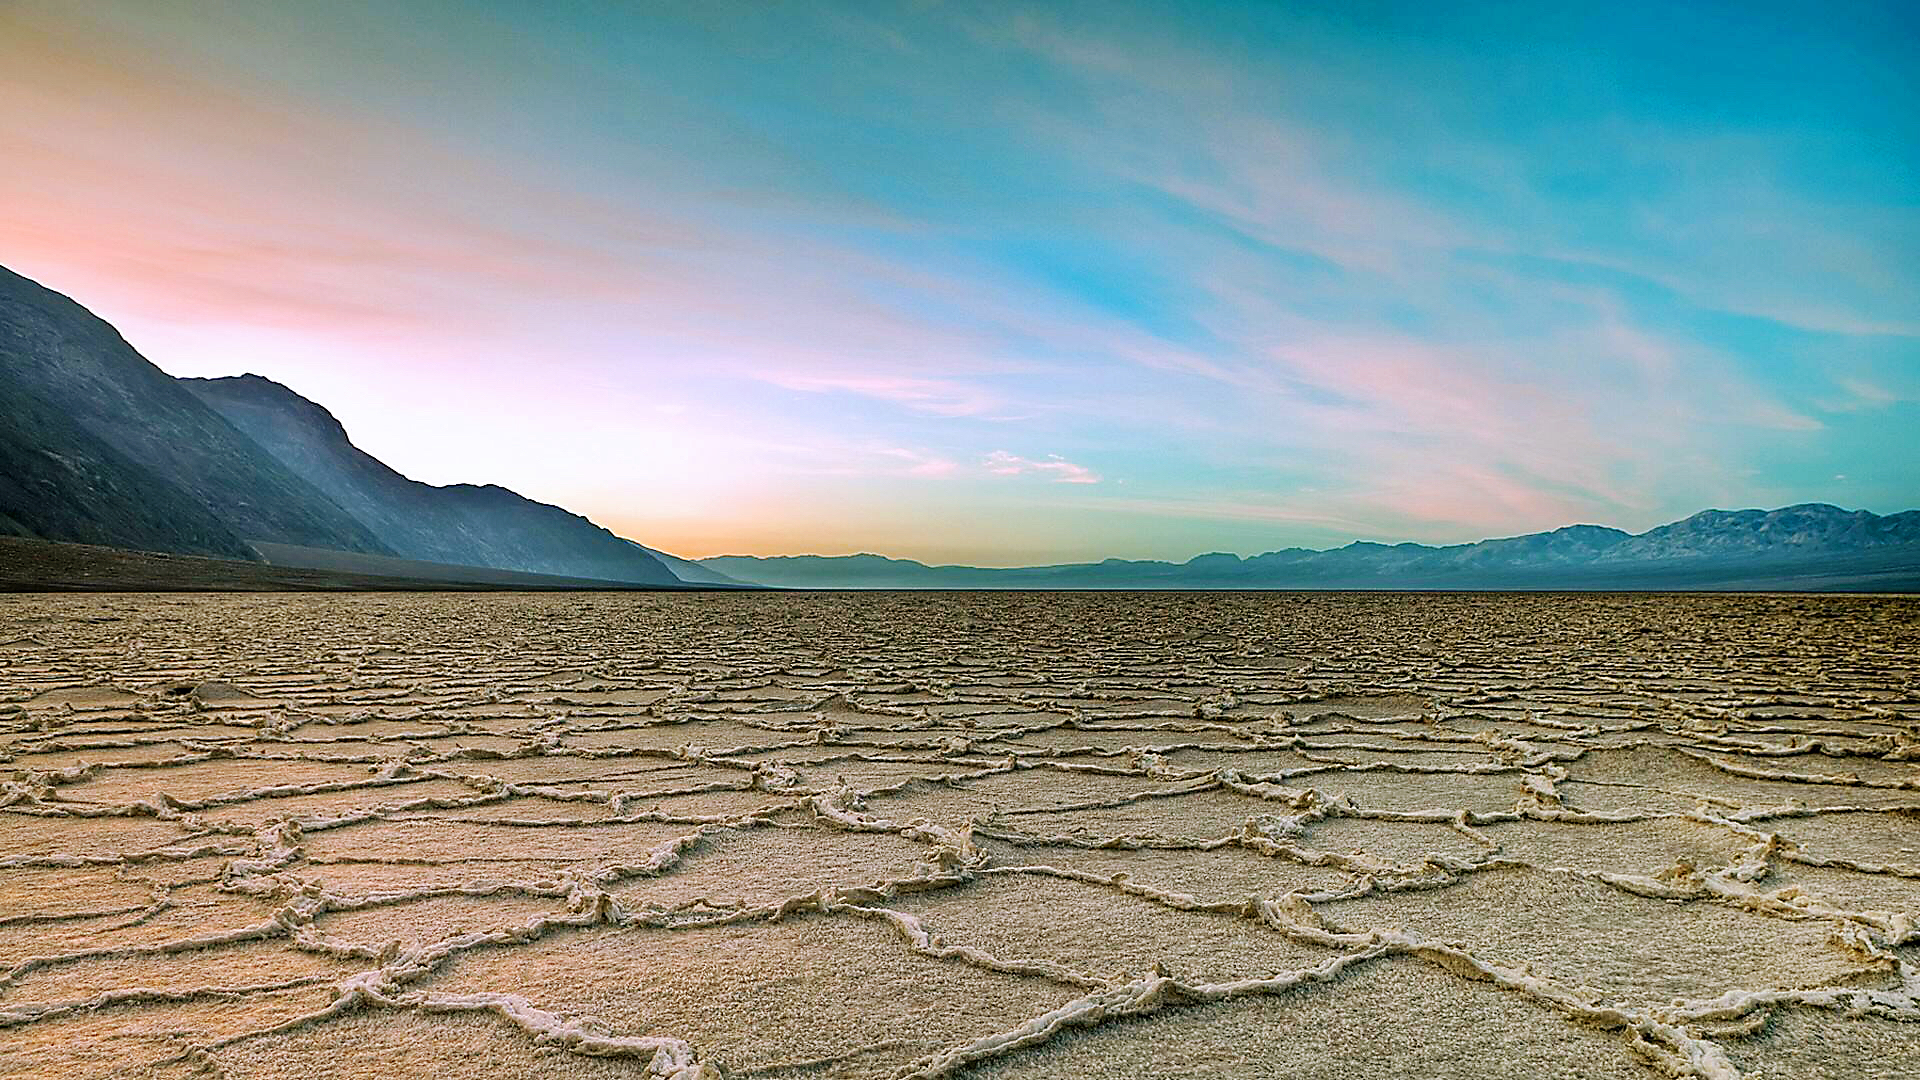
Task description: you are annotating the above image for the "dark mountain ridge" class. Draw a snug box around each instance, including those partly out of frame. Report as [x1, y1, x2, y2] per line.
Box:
[0, 263, 682, 586]
[0, 265, 394, 559]
[181, 374, 677, 585]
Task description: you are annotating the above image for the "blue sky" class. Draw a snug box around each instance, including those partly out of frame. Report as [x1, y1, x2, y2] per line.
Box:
[2, 1, 1914, 562]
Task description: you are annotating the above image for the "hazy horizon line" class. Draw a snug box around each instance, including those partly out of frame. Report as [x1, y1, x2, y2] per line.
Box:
[673, 501, 1912, 567]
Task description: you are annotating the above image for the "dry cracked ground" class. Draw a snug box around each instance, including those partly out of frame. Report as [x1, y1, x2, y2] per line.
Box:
[0, 591, 1916, 1080]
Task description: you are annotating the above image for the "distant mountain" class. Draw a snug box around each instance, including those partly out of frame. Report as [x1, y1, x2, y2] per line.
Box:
[0, 265, 395, 559]
[182, 374, 678, 585]
[625, 540, 745, 586]
[700, 553, 1006, 589]
[702, 506, 1920, 591]
[1599, 505, 1916, 562]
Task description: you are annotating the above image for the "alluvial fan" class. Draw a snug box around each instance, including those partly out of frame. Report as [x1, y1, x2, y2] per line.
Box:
[0, 591, 1916, 1079]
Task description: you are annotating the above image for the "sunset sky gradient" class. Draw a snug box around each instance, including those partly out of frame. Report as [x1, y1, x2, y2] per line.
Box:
[4, 1, 1915, 564]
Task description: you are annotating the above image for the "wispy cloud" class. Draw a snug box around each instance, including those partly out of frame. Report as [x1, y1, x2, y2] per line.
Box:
[763, 375, 1002, 418]
[875, 446, 961, 477]
[983, 451, 1101, 484]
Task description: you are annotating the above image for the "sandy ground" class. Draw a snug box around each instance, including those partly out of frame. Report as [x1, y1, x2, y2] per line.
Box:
[0, 591, 1915, 1079]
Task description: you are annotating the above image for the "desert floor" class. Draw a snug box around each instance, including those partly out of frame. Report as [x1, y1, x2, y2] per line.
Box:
[1, 591, 1916, 1079]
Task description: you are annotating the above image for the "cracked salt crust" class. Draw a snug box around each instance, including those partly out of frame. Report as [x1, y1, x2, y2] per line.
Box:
[0, 590, 1914, 1078]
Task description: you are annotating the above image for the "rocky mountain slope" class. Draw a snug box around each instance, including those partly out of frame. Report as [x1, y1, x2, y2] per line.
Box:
[182, 375, 677, 585]
[0, 263, 687, 586]
[0, 266, 394, 559]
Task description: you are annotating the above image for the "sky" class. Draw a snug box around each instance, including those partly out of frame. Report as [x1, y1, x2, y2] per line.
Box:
[2, 1, 1916, 565]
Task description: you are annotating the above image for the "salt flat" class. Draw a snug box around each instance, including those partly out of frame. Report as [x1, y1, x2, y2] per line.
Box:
[0, 591, 1915, 1079]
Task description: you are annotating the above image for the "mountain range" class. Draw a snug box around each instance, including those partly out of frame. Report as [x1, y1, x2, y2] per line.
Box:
[1, 262, 1915, 592]
[700, 504, 1920, 590]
